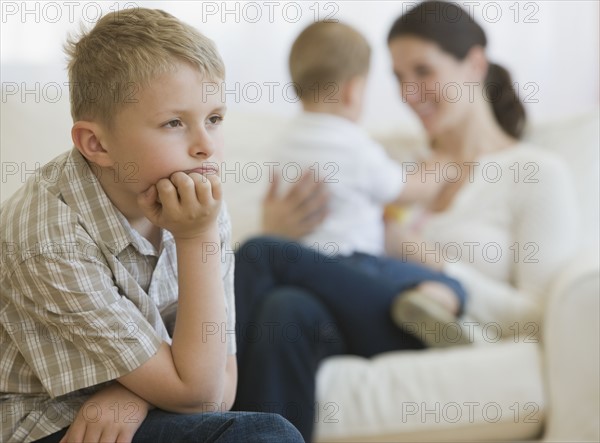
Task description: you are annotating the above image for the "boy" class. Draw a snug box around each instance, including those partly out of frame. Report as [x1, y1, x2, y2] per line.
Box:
[271, 21, 469, 343]
[0, 8, 302, 443]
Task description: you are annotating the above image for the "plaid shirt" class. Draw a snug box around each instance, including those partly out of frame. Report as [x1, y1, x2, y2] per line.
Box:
[0, 148, 236, 442]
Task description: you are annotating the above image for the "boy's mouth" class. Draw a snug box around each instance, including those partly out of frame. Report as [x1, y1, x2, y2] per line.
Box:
[186, 164, 220, 176]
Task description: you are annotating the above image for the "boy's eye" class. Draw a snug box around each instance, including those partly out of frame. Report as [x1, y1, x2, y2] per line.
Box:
[165, 119, 183, 128]
[208, 115, 224, 125]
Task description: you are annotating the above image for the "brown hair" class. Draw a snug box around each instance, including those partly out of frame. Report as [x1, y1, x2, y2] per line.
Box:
[289, 21, 371, 102]
[65, 8, 225, 127]
[388, 1, 526, 138]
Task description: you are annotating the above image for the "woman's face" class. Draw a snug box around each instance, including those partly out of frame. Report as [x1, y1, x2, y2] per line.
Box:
[388, 36, 482, 138]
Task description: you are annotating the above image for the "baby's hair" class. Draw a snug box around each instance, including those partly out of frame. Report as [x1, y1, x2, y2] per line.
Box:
[289, 21, 370, 102]
[65, 8, 225, 127]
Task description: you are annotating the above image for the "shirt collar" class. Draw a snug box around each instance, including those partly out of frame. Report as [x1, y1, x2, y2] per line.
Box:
[293, 111, 370, 147]
[57, 148, 161, 256]
[296, 111, 364, 132]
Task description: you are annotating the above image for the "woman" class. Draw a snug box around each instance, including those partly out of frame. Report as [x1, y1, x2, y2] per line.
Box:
[233, 2, 578, 441]
[384, 1, 577, 335]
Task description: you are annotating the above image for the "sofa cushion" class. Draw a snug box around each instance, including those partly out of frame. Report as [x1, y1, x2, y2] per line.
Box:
[523, 109, 600, 252]
[314, 341, 545, 442]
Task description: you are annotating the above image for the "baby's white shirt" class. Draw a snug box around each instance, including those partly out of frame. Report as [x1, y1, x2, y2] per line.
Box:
[274, 112, 404, 256]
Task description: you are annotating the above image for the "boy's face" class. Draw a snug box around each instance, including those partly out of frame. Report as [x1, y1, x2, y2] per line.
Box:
[100, 62, 225, 194]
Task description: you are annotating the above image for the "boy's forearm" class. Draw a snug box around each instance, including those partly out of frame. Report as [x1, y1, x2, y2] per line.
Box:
[221, 355, 238, 411]
[170, 228, 227, 403]
[119, 174, 229, 411]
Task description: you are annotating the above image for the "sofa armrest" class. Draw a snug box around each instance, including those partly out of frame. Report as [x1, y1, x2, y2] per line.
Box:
[542, 247, 599, 442]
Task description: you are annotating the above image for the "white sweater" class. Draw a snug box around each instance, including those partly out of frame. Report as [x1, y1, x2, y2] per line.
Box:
[407, 145, 579, 341]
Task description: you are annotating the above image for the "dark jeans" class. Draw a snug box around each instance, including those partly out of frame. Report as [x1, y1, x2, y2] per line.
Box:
[339, 251, 466, 316]
[34, 409, 303, 443]
[233, 236, 467, 441]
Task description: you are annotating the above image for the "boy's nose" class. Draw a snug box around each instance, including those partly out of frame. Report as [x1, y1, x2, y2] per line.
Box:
[189, 127, 215, 158]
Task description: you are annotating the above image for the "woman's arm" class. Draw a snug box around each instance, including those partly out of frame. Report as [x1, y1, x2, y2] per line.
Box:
[462, 155, 578, 333]
[387, 153, 579, 339]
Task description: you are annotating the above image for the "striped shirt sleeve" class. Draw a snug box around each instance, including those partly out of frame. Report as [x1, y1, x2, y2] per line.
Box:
[5, 251, 163, 398]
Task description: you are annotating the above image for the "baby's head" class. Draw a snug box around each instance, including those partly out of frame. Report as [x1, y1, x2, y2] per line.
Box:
[65, 8, 227, 193]
[289, 21, 370, 122]
[65, 8, 224, 128]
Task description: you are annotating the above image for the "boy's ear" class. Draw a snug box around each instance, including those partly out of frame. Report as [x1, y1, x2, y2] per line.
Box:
[71, 121, 113, 167]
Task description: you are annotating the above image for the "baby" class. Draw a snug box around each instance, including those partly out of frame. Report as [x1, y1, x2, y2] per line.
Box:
[271, 21, 469, 346]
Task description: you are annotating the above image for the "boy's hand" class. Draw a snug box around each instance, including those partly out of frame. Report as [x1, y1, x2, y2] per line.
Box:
[138, 171, 222, 240]
[60, 383, 150, 443]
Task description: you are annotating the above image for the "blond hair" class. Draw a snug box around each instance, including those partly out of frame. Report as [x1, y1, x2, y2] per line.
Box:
[65, 8, 225, 126]
[289, 21, 370, 102]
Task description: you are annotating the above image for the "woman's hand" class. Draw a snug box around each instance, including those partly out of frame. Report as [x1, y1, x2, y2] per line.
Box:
[60, 383, 151, 443]
[262, 172, 329, 240]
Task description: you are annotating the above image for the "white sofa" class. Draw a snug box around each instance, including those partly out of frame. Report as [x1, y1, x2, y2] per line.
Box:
[1, 94, 598, 442]
[221, 109, 600, 443]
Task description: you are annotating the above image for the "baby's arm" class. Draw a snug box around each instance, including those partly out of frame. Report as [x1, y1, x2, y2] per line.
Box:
[116, 171, 233, 413]
[393, 155, 448, 205]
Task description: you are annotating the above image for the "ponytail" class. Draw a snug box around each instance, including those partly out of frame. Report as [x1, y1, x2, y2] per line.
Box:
[485, 63, 526, 139]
